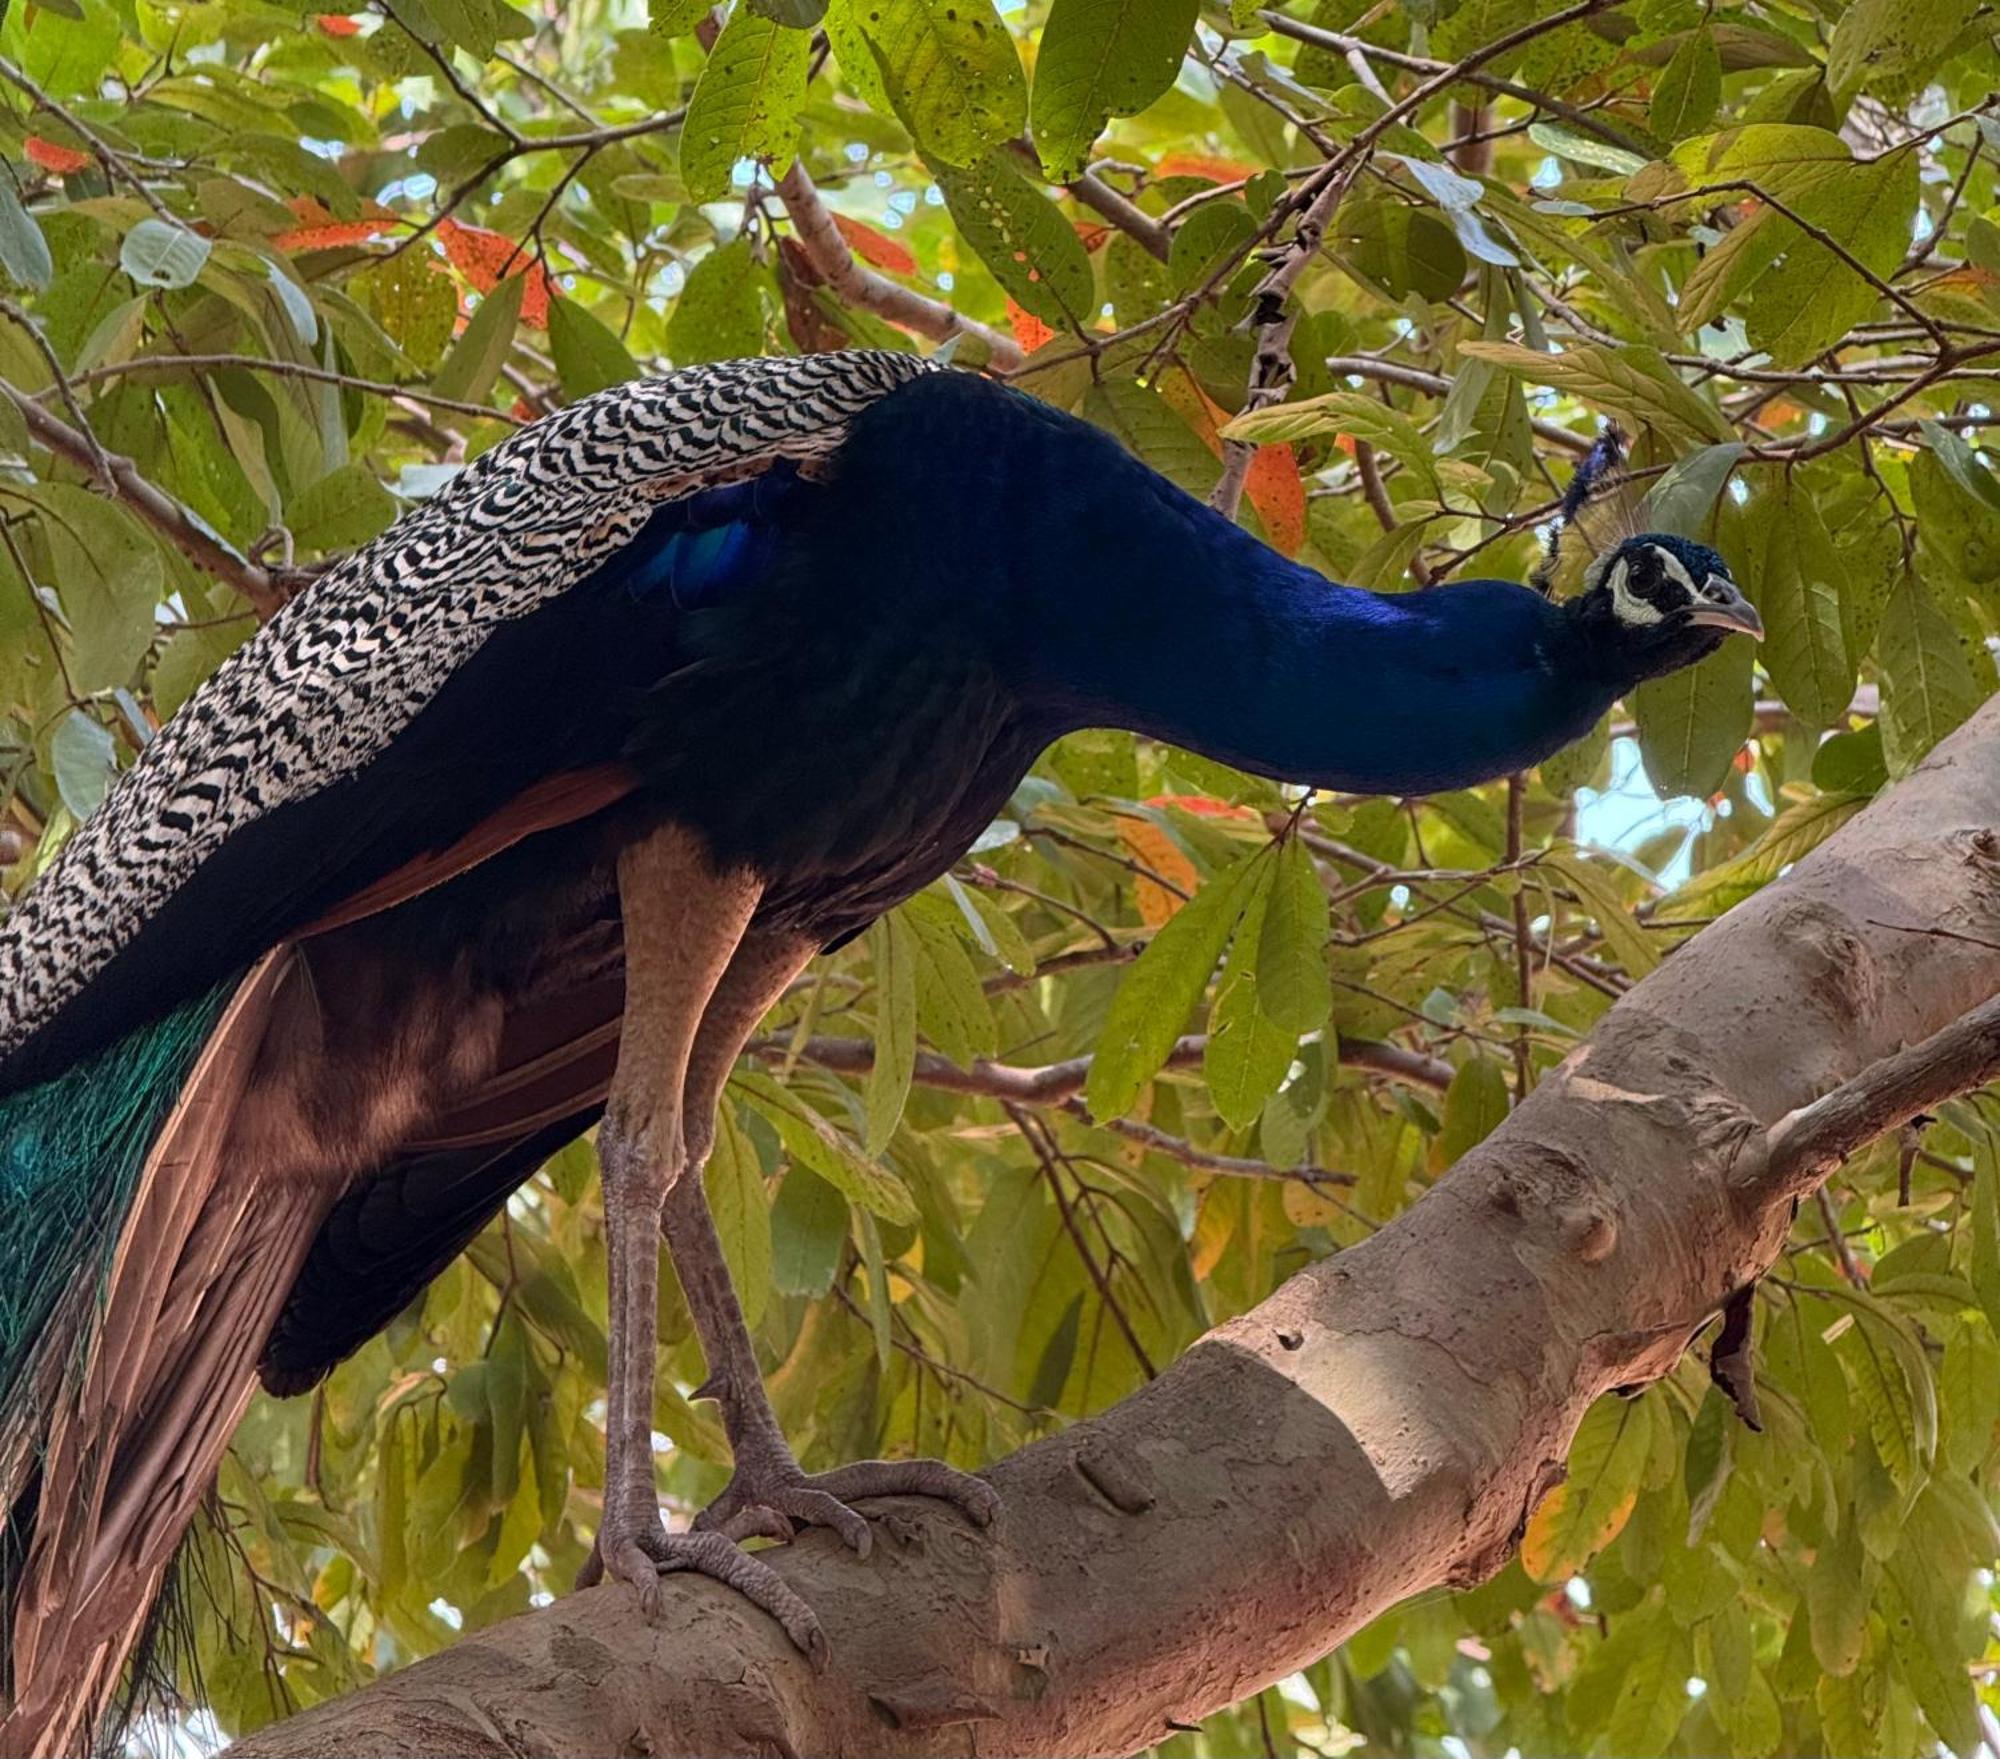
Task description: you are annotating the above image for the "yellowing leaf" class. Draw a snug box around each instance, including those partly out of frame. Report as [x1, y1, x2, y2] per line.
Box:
[1521, 1396, 1653, 1581]
[1116, 814, 1198, 926]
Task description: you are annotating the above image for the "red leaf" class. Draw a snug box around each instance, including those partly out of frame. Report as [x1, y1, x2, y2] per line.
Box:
[437, 217, 555, 329]
[24, 136, 90, 175]
[1155, 154, 1254, 185]
[316, 12, 362, 31]
[831, 213, 916, 276]
[273, 195, 401, 251]
[1246, 443, 1306, 557]
[1005, 298, 1054, 351]
[1072, 220, 1111, 252]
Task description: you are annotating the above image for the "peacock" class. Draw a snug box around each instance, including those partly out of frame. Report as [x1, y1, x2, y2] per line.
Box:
[0, 349, 1761, 1752]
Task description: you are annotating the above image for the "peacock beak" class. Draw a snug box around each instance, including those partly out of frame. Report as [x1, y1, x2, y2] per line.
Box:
[1686, 573, 1764, 640]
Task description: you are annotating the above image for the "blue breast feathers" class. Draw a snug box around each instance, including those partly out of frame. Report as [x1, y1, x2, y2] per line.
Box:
[615, 461, 804, 611]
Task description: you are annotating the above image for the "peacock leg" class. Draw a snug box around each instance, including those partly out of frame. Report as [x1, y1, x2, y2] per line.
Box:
[587, 825, 823, 1657]
[667, 928, 1000, 1556]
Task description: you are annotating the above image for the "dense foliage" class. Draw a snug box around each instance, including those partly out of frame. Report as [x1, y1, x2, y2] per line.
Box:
[0, 0, 1997, 1751]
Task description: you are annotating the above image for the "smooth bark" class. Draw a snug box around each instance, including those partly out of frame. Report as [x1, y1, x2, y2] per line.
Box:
[231, 698, 2000, 1759]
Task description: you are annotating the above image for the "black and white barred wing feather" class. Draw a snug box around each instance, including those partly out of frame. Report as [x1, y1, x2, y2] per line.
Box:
[0, 349, 936, 1075]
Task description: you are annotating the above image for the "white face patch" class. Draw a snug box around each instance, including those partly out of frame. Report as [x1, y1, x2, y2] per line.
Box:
[1605, 556, 1663, 627]
[1650, 543, 1698, 596]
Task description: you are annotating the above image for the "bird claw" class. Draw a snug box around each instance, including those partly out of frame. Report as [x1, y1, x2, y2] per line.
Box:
[694, 1451, 1000, 1558]
[581, 1516, 828, 1667]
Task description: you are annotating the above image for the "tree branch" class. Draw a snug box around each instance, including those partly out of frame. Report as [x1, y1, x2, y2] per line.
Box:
[754, 1029, 1453, 1102]
[230, 697, 2000, 1759]
[775, 163, 1025, 370]
[1213, 0, 1619, 515]
[1739, 985, 2000, 1208]
[0, 376, 290, 616]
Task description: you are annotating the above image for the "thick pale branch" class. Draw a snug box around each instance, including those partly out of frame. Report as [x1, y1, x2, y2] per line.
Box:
[232, 705, 2000, 1759]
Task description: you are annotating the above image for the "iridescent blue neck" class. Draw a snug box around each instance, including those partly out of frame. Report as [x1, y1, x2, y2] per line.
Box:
[1015, 484, 1615, 796]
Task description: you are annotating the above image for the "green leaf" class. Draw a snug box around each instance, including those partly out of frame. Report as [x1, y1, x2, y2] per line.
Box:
[1255, 835, 1331, 1033]
[0, 180, 53, 291]
[430, 270, 525, 405]
[1875, 570, 1982, 776]
[707, 1106, 773, 1329]
[934, 152, 1095, 327]
[1650, 28, 1721, 138]
[1745, 150, 1917, 368]
[417, 0, 500, 59]
[1332, 196, 1467, 303]
[1543, 849, 1661, 978]
[1086, 850, 1259, 1120]
[856, 0, 1027, 167]
[1440, 1057, 1508, 1163]
[1969, 1144, 2000, 1340]
[1031, 0, 1198, 182]
[666, 236, 766, 365]
[1660, 792, 1869, 916]
[1636, 442, 1744, 537]
[547, 299, 640, 400]
[364, 247, 457, 374]
[1458, 342, 1734, 447]
[286, 462, 398, 553]
[747, 0, 828, 22]
[1880, 1563, 1980, 1757]
[1631, 633, 1753, 799]
[735, 1068, 916, 1224]
[1084, 379, 1220, 499]
[1750, 485, 1853, 728]
[680, 10, 811, 203]
[1203, 860, 1298, 1131]
[1227, 391, 1443, 498]
[1827, 0, 1977, 95]
[30, 484, 165, 692]
[864, 912, 916, 1154]
[50, 709, 115, 820]
[1807, 1510, 1869, 1676]
[153, 619, 251, 721]
[119, 218, 212, 290]
[769, 1164, 846, 1297]
[906, 901, 996, 1064]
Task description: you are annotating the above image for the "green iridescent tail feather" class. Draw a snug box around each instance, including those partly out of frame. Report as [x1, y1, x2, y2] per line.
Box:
[0, 984, 237, 1430]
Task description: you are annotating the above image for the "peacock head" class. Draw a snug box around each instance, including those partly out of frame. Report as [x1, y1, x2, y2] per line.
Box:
[1565, 532, 1763, 681]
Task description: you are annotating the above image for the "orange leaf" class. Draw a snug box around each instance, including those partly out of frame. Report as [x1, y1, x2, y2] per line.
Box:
[1072, 220, 1111, 252]
[437, 217, 555, 329]
[1156, 153, 1254, 185]
[316, 12, 362, 31]
[1005, 298, 1054, 351]
[1246, 443, 1305, 556]
[831, 212, 916, 276]
[24, 136, 90, 175]
[1144, 794, 1260, 823]
[273, 195, 402, 251]
[1116, 815, 1200, 927]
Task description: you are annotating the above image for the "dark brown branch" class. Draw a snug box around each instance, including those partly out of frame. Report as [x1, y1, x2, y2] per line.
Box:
[753, 1030, 1455, 1102]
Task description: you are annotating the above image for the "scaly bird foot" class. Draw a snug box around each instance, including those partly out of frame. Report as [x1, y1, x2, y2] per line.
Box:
[577, 1515, 829, 1667]
[695, 1439, 1000, 1558]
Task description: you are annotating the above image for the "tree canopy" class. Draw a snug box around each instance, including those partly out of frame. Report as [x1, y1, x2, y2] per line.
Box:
[0, 0, 1998, 1753]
